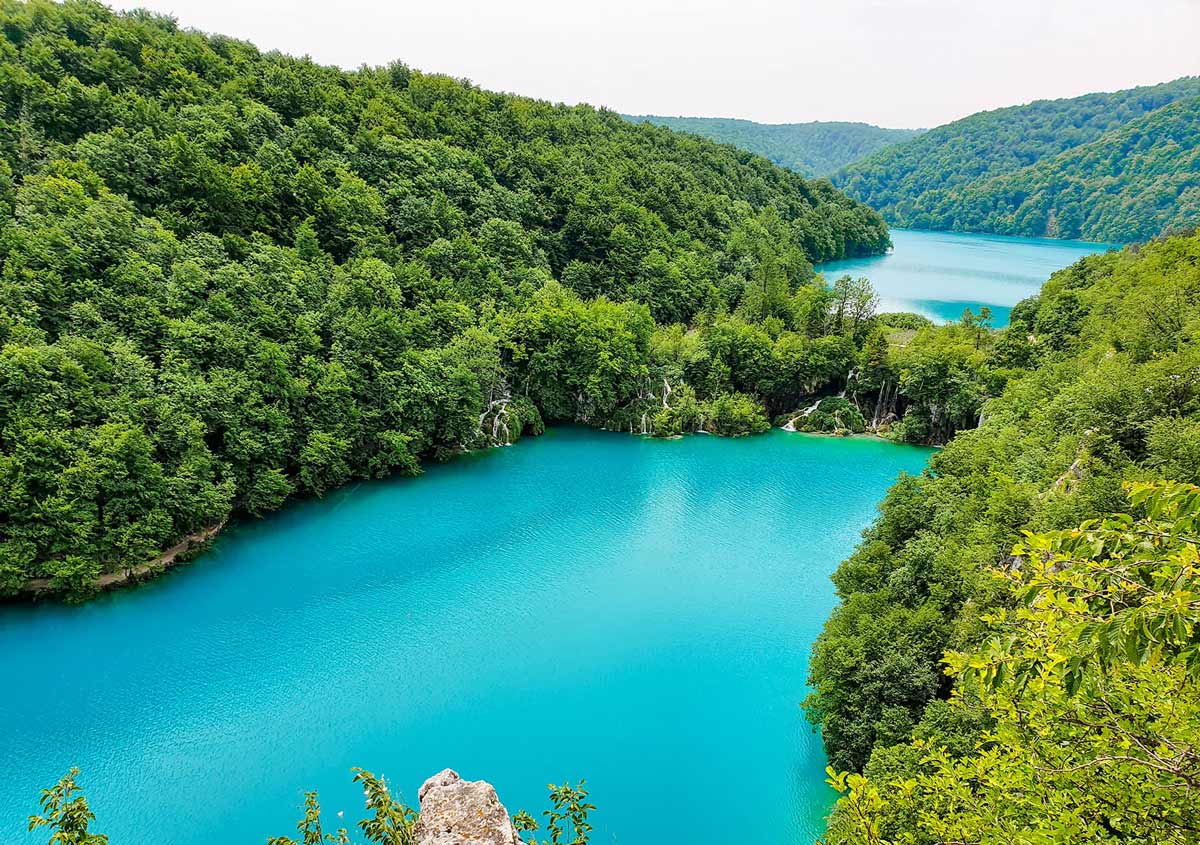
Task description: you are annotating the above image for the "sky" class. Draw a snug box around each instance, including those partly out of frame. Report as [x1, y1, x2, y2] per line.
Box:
[107, 0, 1200, 128]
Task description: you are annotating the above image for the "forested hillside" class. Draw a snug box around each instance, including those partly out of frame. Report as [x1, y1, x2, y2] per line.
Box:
[907, 96, 1200, 242]
[835, 77, 1200, 241]
[808, 229, 1200, 843]
[0, 0, 893, 595]
[623, 115, 920, 177]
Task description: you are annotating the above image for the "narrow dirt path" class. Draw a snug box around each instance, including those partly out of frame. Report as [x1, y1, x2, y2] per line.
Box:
[21, 519, 228, 596]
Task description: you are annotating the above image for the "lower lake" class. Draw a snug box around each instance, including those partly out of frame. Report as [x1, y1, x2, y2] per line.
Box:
[819, 228, 1116, 325]
[0, 428, 931, 845]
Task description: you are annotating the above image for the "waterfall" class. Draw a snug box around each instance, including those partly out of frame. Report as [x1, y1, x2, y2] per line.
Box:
[479, 387, 514, 446]
[782, 397, 823, 432]
[839, 368, 858, 399]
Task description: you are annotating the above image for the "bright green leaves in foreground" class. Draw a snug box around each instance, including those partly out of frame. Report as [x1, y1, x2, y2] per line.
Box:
[265, 770, 416, 845]
[514, 781, 595, 845]
[824, 482, 1200, 844]
[266, 792, 353, 845]
[30, 768, 420, 845]
[27, 768, 106, 845]
[26, 770, 594, 845]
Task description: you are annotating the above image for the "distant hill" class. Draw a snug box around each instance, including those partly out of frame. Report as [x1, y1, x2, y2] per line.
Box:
[901, 96, 1200, 242]
[834, 76, 1200, 242]
[623, 115, 921, 177]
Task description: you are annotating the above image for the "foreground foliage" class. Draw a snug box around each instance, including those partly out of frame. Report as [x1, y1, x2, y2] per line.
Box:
[267, 770, 415, 845]
[27, 769, 592, 845]
[806, 229, 1200, 774]
[824, 481, 1200, 844]
[514, 781, 594, 845]
[27, 768, 106, 845]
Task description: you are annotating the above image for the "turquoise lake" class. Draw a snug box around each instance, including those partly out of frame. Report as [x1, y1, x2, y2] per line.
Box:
[819, 229, 1115, 325]
[0, 429, 932, 845]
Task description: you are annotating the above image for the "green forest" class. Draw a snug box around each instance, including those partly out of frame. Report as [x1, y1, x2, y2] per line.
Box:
[835, 77, 1200, 242]
[6, 1, 1200, 843]
[623, 115, 921, 178]
[900, 97, 1200, 242]
[808, 230, 1200, 843]
[0, 0, 910, 595]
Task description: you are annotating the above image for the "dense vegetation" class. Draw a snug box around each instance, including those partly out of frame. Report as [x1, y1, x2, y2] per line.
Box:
[835, 78, 1200, 242]
[9, 1, 1195, 839]
[807, 229, 1200, 842]
[623, 115, 920, 177]
[27, 766, 596, 845]
[828, 482, 1200, 844]
[0, 0, 897, 595]
[917, 97, 1200, 243]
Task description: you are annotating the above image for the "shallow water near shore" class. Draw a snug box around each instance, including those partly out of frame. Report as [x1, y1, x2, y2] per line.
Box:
[819, 228, 1116, 325]
[0, 428, 931, 845]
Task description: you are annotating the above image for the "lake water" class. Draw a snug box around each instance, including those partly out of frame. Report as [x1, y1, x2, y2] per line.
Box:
[0, 429, 931, 845]
[819, 229, 1115, 325]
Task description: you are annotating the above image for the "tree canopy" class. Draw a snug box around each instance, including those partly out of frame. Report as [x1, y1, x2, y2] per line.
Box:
[835, 77, 1200, 242]
[825, 481, 1200, 844]
[0, 0, 893, 597]
[807, 228, 1200, 842]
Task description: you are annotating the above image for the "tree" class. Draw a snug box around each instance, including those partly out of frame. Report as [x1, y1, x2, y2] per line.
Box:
[824, 481, 1200, 844]
[515, 781, 595, 845]
[829, 276, 878, 341]
[267, 792, 349, 845]
[28, 769, 107, 845]
[268, 770, 414, 845]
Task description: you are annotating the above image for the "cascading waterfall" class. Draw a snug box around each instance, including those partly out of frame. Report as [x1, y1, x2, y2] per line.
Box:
[614, 375, 675, 437]
[871, 380, 899, 429]
[838, 368, 858, 399]
[478, 386, 515, 446]
[782, 397, 823, 432]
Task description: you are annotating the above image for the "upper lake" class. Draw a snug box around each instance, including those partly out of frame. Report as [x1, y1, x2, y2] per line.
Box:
[819, 228, 1116, 325]
[0, 428, 931, 845]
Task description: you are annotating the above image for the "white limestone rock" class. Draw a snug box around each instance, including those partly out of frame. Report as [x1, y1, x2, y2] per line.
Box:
[413, 769, 524, 845]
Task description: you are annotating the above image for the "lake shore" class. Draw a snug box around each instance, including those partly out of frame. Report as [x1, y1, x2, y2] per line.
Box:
[18, 520, 227, 599]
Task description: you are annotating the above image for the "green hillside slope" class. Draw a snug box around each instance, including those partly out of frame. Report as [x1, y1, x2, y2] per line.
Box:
[0, 0, 888, 593]
[835, 77, 1200, 240]
[808, 228, 1200, 842]
[894, 96, 1200, 242]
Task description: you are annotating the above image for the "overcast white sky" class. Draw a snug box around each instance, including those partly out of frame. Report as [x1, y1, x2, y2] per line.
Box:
[107, 0, 1200, 128]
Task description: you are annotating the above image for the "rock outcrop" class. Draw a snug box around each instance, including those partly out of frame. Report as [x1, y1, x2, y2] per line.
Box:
[413, 769, 524, 845]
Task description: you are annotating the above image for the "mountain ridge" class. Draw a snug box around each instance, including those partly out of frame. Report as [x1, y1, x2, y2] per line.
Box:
[623, 114, 921, 177]
[833, 76, 1200, 241]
